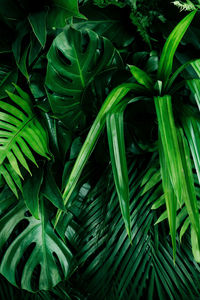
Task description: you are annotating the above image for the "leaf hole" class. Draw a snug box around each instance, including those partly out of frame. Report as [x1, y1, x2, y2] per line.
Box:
[0, 218, 30, 263]
[16, 242, 36, 288]
[53, 252, 64, 278]
[24, 210, 32, 217]
[56, 48, 72, 66]
[81, 31, 90, 53]
[31, 264, 41, 291]
[96, 39, 105, 65]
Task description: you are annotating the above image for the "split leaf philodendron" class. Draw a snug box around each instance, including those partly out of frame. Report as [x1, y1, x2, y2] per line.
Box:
[1, 1, 200, 298]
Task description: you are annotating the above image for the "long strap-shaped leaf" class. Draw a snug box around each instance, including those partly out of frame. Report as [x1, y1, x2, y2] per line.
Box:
[55, 83, 146, 226]
[159, 135, 177, 260]
[106, 102, 131, 239]
[154, 95, 200, 251]
[166, 59, 200, 92]
[157, 11, 196, 87]
[154, 95, 183, 201]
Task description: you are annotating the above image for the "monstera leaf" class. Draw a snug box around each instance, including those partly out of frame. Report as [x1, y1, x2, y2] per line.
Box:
[45, 26, 123, 129]
[0, 84, 50, 197]
[0, 198, 73, 292]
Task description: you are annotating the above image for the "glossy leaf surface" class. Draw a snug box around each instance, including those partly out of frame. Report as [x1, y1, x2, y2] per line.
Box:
[46, 26, 122, 129]
[0, 199, 73, 291]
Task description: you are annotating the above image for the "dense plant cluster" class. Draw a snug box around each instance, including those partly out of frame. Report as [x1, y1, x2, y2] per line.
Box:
[1, 0, 200, 299]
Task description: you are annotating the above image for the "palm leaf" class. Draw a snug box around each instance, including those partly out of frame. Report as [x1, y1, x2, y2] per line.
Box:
[72, 158, 200, 299]
[0, 85, 50, 197]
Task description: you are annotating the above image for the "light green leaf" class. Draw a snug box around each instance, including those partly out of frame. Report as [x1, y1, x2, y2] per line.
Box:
[154, 95, 183, 203]
[0, 85, 50, 196]
[106, 103, 131, 239]
[157, 11, 196, 86]
[128, 64, 154, 90]
[166, 59, 200, 92]
[191, 225, 200, 262]
[55, 83, 145, 226]
[177, 128, 200, 245]
[187, 79, 200, 111]
[159, 137, 177, 259]
[154, 95, 200, 251]
[180, 217, 190, 242]
[181, 106, 200, 186]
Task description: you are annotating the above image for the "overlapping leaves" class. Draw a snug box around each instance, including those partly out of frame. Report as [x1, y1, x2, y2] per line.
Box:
[0, 195, 74, 292]
[72, 159, 200, 299]
[45, 26, 123, 129]
[0, 85, 50, 197]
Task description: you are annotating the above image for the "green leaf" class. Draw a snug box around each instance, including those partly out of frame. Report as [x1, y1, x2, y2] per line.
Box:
[12, 21, 30, 80]
[0, 199, 73, 291]
[191, 225, 200, 263]
[48, 0, 86, 28]
[28, 9, 48, 48]
[181, 106, 200, 186]
[0, 85, 50, 196]
[45, 26, 123, 129]
[23, 167, 44, 219]
[187, 79, 200, 111]
[106, 104, 131, 239]
[154, 95, 200, 250]
[41, 167, 65, 211]
[73, 161, 200, 299]
[159, 137, 177, 259]
[128, 64, 154, 90]
[166, 59, 200, 92]
[154, 95, 183, 203]
[73, 5, 135, 48]
[0, 65, 18, 99]
[55, 83, 145, 226]
[177, 128, 200, 245]
[157, 11, 196, 86]
[180, 217, 190, 242]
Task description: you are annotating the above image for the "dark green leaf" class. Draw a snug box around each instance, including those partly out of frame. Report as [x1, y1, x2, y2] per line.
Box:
[46, 26, 123, 129]
[42, 167, 65, 210]
[0, 199, 73, 291]
[28, 9, 48, 48]
[23, 167, 44, 219]
[0, 65, 18, 99]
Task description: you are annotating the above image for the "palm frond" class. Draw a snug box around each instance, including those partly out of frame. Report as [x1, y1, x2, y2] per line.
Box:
[70, 157, 200, 299]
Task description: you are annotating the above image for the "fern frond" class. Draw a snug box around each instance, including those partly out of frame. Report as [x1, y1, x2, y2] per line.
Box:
[0, 85, 50, 197]
[172, 0, 198, 11]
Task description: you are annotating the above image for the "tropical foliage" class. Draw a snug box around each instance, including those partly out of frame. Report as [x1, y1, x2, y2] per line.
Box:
[1, 0, 200, 299]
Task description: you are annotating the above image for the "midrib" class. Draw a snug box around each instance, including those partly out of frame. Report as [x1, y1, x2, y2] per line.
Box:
[0, 114, 37, 163]
[73, 47, 85, 88]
